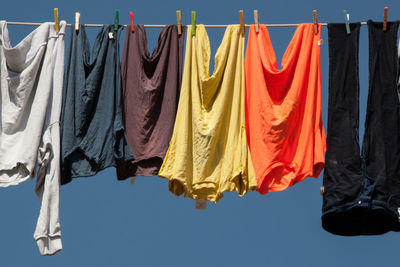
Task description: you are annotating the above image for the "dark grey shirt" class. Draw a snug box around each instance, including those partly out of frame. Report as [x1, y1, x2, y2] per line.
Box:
[61, 24, 133, 184]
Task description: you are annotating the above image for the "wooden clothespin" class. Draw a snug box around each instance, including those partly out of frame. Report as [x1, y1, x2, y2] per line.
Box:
[191, 11, 196, 36]
[383, 6, 388, 31]
[176, 10, 182, 35]
[195, 199, 207, 210]
[75, 12, 80, 32]
[239, 10, 245, 36]
[312, 10, 318, 34]
[114, 9, 120, 31]
[343, 10, 350, 35]
[254, 10, 259, 33]
[130, 11, 134, 32]
[130, 177, 135, 185]
[54, 8, 59, 33]
[320, 186, 324, 196]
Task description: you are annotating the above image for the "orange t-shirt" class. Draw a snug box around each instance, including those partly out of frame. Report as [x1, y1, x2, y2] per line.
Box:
[245, 24, 326, 194]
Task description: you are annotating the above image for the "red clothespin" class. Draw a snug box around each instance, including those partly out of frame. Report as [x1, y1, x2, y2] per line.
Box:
[383, 6, 388, 31]
[313, 10, 318, 34]
[130, 11, 134, 32]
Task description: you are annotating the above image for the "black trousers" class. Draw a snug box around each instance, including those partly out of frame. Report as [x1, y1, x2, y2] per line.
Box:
[322, 21, 400, 235]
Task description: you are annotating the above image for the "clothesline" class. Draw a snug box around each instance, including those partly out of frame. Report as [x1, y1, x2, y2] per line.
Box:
[6, 21, 370, 28]
[1, 16, 398, 258]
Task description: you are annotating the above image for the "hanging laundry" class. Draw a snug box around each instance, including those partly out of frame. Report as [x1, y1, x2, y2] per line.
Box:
[322, 21, 400, 235]
[0, 21, 66, 256]
[158, 25, 257, 202]
[61, 24, 133, 184]
[245, 24, 326, 194]
[116, 25, 185, 180]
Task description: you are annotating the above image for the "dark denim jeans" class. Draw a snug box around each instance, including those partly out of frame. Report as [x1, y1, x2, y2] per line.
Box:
[322, 21, 400, 235]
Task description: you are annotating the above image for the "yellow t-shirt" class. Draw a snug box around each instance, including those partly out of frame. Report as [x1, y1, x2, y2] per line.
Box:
[158, 24, 257, 202]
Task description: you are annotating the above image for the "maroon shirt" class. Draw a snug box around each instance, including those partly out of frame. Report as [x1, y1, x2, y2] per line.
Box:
[117, 25, 185, 179]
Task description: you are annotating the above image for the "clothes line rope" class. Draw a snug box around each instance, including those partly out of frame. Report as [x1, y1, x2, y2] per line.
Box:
[6, 21, 369, 28]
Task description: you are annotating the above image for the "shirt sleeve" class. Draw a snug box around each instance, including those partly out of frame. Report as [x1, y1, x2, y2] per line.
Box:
[32, 22, 65, 256]
[34, 123, 62, 256]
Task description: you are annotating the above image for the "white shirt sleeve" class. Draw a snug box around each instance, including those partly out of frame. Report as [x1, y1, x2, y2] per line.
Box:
[33, 21, 65, 256]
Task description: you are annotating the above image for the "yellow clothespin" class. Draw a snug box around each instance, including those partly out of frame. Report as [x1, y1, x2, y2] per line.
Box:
[239, 10, 245, 36]
[195, 199, 207, 210]
[254, 10, 259, 33]
[383, 6, 388, 31]
[54, 8, 59, 33]
[75, 12, 80, 32]
[176, 10, 182, 35]
[312, 10, 318, 34]
[191, 11, 196, 36]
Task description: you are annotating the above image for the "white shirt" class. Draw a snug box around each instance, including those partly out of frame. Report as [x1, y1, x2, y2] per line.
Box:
[0, 20, 66, 256]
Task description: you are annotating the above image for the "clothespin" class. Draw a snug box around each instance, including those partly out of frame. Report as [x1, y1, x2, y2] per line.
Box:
[343, 10, 350, 34]
[383, 6, 388, 31]
[130, 11, 134, 32]
[195, 199, 207, 210]
[54, 8, 59, 33]
[191, 11, 196, 36]
[176, 10, 182, 35]
[239, 10, 245, 36]
[254, 10, 259, 33]
[114, 9, 120, 31]
[75, 12, 80, 32]
[130, 177, 135, 185]
[312, 10, 318, 34]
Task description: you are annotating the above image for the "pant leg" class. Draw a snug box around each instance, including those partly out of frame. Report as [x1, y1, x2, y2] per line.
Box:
[358, 20, 400, 233]
[322, 21, 400, 236]
[321, 23, 363, 235]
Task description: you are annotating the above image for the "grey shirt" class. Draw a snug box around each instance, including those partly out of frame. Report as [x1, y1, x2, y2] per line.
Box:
[0, 20, 66, 256]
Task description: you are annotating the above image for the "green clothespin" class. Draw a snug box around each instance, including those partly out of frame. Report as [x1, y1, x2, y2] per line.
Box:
[343, 10, 350, 34]
[114, 9, 120, 31]
[191, 11, 196, 36]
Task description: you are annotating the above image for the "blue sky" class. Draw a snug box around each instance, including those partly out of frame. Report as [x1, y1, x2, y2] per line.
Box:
[1, 0, 399, 266]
